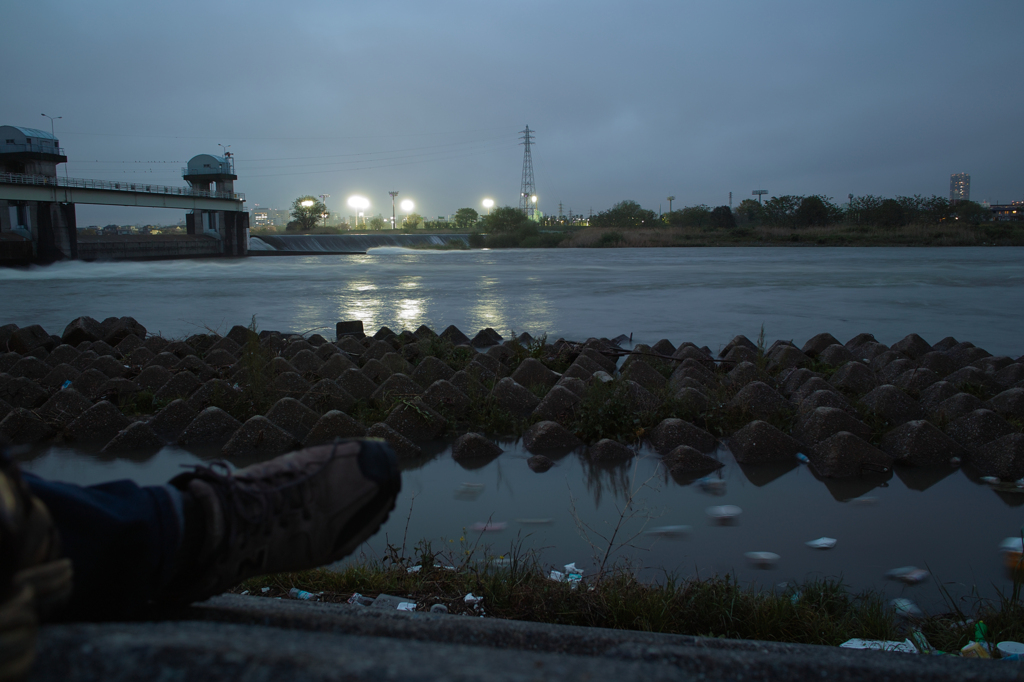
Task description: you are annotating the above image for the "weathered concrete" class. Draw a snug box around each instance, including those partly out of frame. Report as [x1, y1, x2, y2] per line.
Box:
[29, 595, 1020, 682]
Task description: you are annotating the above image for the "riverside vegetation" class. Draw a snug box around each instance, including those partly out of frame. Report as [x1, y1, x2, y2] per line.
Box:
[409, 195, 1024, 248]
[2, 315, 1023, 651]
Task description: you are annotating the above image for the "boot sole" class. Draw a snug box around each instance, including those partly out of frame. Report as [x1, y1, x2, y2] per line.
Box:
[14, 559, 73, 621]
[0, 584, 37, 682]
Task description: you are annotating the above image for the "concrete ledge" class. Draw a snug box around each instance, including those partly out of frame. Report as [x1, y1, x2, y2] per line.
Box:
[28, 594, 1018, 681]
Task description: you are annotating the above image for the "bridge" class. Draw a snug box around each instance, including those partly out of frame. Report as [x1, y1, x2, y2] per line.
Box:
[0, 171, 244, 211]
[0, 124, 249, 264]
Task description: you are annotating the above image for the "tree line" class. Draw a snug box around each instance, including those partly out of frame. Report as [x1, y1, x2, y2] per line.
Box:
[587, 195, 992, 230]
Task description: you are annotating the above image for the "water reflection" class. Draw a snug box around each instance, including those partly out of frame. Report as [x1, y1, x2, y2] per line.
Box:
[894, 464, 956, 492]
[736, 460, 799, 487]
[577, 451, 645, 507]
[811, 468, 892, 502]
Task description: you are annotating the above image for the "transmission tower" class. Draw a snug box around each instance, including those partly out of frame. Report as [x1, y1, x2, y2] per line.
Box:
[519, 125, 536, 218]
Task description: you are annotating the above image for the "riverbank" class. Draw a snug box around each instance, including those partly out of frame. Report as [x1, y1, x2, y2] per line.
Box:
[557, 222, 1024, 248]
[234, 557, 1023, 655]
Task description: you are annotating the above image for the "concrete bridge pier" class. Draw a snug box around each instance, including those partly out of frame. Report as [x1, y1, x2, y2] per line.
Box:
[185, 209, 249, 256]
[0, 198, 76, 262]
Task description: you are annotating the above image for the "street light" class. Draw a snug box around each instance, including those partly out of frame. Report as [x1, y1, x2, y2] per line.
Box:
[399, 199, 414, 227]
[319, 194, 330, 228]
[40, 113, 61, 139]
[347, 196, 369, 226]
[389, 191, 399, 230]
[482, 198, 494, 215]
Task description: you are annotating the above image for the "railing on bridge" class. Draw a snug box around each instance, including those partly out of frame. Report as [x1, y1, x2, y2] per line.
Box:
[0, 171, 244, 201]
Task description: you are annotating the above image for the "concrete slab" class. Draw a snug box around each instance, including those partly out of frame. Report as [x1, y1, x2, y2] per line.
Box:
[26, 594, 1021, 681]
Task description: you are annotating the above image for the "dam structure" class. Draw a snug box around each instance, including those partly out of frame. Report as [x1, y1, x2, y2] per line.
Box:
[0, 124, 248, 264]
[250, 233, 471, 254]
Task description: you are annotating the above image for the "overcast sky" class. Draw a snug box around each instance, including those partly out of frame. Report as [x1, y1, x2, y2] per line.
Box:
[4, 0, 1021, 225]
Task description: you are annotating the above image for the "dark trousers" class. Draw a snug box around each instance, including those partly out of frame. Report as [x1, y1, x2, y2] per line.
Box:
[23, 473, 181, 620]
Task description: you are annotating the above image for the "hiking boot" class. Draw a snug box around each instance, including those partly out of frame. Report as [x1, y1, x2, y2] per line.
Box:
[165, 438, 400, 604]
[1, 451, 73, 682]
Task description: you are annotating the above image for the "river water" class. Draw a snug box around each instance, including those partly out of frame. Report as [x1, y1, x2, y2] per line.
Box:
[3, 246, 1023, 609]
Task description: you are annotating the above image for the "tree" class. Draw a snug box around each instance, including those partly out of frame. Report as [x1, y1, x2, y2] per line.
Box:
[735, 199, 763, 224]
[485, 206, 530, 233]
[453, 207, 479, 231]
[367, 216, 387, 230]
[590, 200, 657, 228]
[709, 205, 736, 229]
[289, 196, 326, 231]
[664, 205, 711, 228]
[953, 200, 987, 224]
[404, 212, 423, 229]
[761, 195, 802, 228]
[795, 196, 829, 227]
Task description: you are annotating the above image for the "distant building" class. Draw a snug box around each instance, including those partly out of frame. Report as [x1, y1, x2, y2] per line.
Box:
[990, 202, 1024, 221]
[250, 207, 289, 227]
[950, 173, 970, 203]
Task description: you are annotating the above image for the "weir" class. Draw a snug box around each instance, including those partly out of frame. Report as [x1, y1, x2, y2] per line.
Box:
[250, 233, 470, 254]
[0, 124, 247, 264]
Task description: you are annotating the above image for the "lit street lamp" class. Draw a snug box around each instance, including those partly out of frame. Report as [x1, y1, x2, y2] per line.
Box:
[400, 199, 414, 226]
[347, 196, 369, 226]
[482, 198, 494, 215]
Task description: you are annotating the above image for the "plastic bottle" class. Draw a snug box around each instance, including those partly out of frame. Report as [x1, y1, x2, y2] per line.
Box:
[289, 587, 317, 601]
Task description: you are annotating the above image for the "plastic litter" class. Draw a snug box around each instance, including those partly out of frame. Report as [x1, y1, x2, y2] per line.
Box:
[910, 630, 936, 655]
[981, 476, 1001, 485]
[463, 592, 484, 605]
[840, 638, 918, 654]
[469, 521, 507, 532]
[886, 566, 929, 585]
[347, 592, 374, 606]
[706, 505, 742, 524]
[289, 588, 318, 601]
[961, 642, 990, 659]
[370, 593, 417, 610]
[644, 525, 692, 539]
[60, 379, 72, 390]
[453, 483, 484, 501]
[550, 562, 584, 586]
[996, 641, 1024, 660]
[890, 598, 923, 619]
[260, 586, 270, 594]
[240, 590, 249, 596]
[796, 453, 810, 464]
[805, 537, 837, 550]
[697, 477, 727, 495]
[744, 551, 780, 569]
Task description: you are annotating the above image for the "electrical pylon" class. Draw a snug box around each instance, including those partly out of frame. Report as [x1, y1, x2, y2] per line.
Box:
[519, 125, 536, 219]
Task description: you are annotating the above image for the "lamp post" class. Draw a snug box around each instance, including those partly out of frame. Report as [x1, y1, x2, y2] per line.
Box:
[319, 194, 330, 228]
[389, 191, 399, 230]
[482, 198, 494, 215]
[40, 113, 61, 140]
[41, 114, 68, 183]
[667, 195, 675, 213]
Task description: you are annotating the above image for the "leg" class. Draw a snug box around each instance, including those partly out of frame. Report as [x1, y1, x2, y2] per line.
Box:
[23, 475, 181, 621]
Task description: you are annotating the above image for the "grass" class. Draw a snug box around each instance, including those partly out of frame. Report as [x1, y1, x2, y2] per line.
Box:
[234, 543, 1024, 652]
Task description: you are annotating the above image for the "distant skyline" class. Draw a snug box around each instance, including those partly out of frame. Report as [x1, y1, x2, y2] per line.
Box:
[4, 0, 1022, 225]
